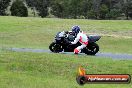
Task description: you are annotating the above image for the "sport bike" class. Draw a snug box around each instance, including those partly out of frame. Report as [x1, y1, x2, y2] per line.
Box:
[49, 31, 101, 55]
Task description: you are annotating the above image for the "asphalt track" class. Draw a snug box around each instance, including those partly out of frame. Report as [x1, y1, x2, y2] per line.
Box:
[8, 48, 132, 60]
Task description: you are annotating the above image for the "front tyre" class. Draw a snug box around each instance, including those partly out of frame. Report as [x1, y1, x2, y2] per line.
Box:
[49, 42, 63, 53]
[84, 43, 99, 55]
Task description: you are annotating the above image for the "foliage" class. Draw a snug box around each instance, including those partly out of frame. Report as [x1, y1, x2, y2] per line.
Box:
[0, 0, 10, 15]
[1, 0, 132, 19]
[24, 0, 132, 19]
[87, 10, 97, 19]
[10, 0, 28, 17]
[106, 9, 121, 19]
[26, 0, 49, 18]
[50, 1, 63, 18]
[35, 0, 49, 18]
[99, 4, 109, 19]
[127, 0, 132, 18]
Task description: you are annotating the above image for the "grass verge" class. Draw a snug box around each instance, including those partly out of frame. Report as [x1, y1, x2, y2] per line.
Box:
[0, 51, 132, 88]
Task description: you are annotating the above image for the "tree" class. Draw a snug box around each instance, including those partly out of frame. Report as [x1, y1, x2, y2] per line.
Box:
[106, 9, 121, 19]
[25, 0, 36, 16]
[35, 0, 49, 18]
[26, 0, 132, 19]
[67, 0, 82, 18]
[50, 0, 63, 18]
[128, 2, 132, 18]
[87, 10, 96, 19]
[10, 0, 28, 17]
[26, 0, 49, 18]
[0, 0, 10, 15]
[92, 0, 102, 19]
[81, 0, 93, 18]
[123, 0, 132, 19]
[99, 4, 109, 19]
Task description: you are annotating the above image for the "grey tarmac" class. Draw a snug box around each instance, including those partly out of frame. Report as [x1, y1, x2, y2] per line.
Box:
[7, 48, 132, 60]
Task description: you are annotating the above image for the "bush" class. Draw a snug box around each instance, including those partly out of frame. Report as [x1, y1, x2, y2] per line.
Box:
[35, 0, 49, 18]
[106, 9, 121, 19]
[10, 0, 28, 17]
[99, 4, 109, 19]
[0, 0, 11, 15]
[51, 3, 63, 18]
[87, 10, 96, 19]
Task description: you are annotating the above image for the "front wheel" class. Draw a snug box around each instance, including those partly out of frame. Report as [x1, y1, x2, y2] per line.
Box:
[84, 43, 99, 55]
[49, 42, 63, 53]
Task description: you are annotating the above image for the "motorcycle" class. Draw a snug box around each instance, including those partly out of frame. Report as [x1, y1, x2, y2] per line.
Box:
[49, 31, 101, 55]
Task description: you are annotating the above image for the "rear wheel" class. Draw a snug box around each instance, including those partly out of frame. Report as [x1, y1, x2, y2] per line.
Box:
[84, 43, 99, 55]
[49, 42, 63, 53]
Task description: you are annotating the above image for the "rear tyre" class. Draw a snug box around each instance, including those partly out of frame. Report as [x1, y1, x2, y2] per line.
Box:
[84, 43, 99, 55]
[49, 42, 63, 53]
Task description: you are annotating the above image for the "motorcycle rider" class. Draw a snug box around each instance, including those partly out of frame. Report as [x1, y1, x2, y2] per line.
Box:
[71, 26, 88, 54]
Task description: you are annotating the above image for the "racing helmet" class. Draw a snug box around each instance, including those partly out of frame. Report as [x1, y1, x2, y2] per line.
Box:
[72, 26, 80, 35]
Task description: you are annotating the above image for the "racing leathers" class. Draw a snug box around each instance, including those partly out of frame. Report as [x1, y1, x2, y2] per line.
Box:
[71, 31, 88, 54]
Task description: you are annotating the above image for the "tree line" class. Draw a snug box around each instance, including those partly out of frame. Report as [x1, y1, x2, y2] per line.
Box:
[0, 0, 132, 19]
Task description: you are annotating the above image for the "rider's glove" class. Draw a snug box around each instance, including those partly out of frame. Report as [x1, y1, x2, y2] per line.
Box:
[71, 42, 74, 44]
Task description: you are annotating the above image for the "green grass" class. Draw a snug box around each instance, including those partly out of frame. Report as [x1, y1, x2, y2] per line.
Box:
[0, 51, 132, 88]
[98, 37, 132, 53]
[0, 16, 132, 53]
[0, 17, 132, 88]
